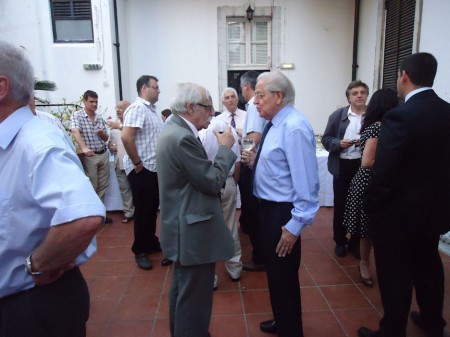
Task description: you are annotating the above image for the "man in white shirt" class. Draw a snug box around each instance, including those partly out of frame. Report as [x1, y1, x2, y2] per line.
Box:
[121, 75, 166, 270]
[215, 87, 246, 140]
[199, 119, 243, 287]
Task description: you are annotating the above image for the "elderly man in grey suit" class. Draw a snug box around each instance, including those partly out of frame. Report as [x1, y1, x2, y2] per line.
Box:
[156, 82, 237, 337]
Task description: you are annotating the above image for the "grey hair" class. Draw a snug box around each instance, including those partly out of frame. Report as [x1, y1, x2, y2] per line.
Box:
[221, 87, 237, 100]
[240, 70, 259, 90]
[170, 82, 211, 115]
[0, 40, 34, 105]
[257, 70, 295, 105]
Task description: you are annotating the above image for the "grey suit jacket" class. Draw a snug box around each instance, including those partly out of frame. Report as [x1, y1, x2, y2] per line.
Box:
[156, 114, 237, 266]
[321, 106, 350, 178]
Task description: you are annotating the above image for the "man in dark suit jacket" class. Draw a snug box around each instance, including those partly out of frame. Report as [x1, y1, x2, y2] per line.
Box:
[322, 80, 369, 258]
[156, 82, 237, 337]
[358, 53, 450, 337]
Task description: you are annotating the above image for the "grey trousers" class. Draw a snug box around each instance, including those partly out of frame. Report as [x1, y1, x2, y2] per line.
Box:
[169, 262, 215, 337]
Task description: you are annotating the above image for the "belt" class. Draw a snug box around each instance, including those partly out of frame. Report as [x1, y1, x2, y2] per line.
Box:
[93, 148, 107, 155]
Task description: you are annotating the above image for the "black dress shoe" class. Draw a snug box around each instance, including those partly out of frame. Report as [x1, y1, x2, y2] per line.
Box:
[357, 327, 377, 337]
[104, 217, 113, 224]
[161, 258, 173, 266]
[242, 261, 266, 272]
[135, 253, 153, 270]
[410, 311, 446, 336]
[335, 244, 347, 257]
[260, 319, 277, 334]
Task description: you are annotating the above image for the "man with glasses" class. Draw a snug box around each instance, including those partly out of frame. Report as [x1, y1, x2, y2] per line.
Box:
[122, 75, 170, 270]
[156, 82, 237, 337]
[241, 71, 319, 337]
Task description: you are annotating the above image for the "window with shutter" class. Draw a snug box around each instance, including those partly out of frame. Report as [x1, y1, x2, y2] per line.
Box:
[227, 17, 271, 68]
[50, 0, 94, 43]
[382, 0, 416, 91]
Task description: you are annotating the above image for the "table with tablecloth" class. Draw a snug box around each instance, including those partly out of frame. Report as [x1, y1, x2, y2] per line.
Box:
[105, 151, 335, 211]
[316, 149, 334, 207]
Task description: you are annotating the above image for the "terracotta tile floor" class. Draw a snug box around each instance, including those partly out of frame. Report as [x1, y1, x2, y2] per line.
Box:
[82, 207, 450, 337]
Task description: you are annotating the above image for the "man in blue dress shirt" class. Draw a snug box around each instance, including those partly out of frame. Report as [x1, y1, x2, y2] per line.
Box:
[242, 70, 319, 337]
[0, 40, 105, 337]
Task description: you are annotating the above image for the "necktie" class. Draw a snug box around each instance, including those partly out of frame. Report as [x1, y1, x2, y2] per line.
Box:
[252, 121, 272, 181]
[230, 113, 236, 128]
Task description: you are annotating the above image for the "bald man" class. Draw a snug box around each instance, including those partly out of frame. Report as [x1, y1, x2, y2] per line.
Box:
[108, 100, 135, 223]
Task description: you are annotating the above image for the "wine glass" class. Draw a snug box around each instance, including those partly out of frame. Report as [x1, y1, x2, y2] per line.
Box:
[242, 138, 255, 152]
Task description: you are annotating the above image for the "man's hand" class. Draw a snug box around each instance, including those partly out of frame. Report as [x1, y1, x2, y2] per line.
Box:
[107, 121, 122, 130]
[340, 139, 359, 148]
[275, 226, 298, 257]
[82, 147, 95, 157]
[134, 162, 144, 173]
[241, 149, 256, 168]
[109, 143, 118, 154]
[214, 127, 235, 148]
[32, 261, 75, 286]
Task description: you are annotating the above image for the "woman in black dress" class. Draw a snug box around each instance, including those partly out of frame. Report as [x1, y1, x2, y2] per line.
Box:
[343, 88, 398, 287]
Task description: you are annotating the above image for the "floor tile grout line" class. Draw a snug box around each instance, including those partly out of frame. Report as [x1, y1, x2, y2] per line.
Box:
[236, 280, 251, 337]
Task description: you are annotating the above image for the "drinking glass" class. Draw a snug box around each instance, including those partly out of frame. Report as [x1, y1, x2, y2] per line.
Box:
[242, 138, 255, 152]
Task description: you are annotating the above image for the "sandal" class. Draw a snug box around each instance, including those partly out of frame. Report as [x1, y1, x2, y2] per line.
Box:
[122, 216, 133, 223]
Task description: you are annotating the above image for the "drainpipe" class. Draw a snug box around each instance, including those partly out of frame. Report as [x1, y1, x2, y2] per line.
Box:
[352, 0, 361, 80]
[113, 0, 123, 100]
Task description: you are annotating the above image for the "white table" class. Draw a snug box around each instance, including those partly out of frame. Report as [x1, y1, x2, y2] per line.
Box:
[316, 150, 334, 207]
[105, 151, 335, 211]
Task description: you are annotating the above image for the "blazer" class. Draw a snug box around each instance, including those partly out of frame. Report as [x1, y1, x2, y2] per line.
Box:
[364, 90, 450, 235]
[321, 106, 350, 178]
[156, 114, 237, 266]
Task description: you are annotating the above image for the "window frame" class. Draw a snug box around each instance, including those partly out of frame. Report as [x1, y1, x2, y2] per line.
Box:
[226, 16, 272, 70]
[50, 0, 94, 44]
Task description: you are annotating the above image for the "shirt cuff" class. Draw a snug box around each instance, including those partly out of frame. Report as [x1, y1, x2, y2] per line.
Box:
[285, 218, 307, 237]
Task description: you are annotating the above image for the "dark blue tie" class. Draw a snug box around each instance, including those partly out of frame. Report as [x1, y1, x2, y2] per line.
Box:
[252, 121, 272, 182]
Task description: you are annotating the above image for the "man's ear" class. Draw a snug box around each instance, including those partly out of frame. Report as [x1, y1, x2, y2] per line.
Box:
[275, 91, 283, 105]
[400, 70, 409, 84]
[0, 76, 10, 101]
[186, 103, 195, 115]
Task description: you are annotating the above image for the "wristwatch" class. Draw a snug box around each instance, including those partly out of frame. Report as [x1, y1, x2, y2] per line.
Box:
[25, 254, 44, 276]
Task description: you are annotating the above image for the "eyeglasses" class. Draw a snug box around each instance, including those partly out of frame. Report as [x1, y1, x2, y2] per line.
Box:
[148, 85, 160, 91]
[196, 103, 214, 112]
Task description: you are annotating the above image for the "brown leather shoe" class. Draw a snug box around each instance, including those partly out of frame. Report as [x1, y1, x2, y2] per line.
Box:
[242, 261, 265, 272]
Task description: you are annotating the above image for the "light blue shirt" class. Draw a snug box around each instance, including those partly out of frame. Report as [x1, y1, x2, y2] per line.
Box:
[243, 96, 267, 138]
[253, 104, 320, 236]
[0, 106, 105, 298]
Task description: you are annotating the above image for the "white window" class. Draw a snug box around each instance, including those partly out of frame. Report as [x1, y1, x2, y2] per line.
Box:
[227, 17, 271, 68]
[50, 0, 94, 43]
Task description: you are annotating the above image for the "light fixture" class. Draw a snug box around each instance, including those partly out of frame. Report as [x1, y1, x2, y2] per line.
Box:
[83, 64, 102, 70]
[246, 5, 254, 22]
[280, 63, 295, 70]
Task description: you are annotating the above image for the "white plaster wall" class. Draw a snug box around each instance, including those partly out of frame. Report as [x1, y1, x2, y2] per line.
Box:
[356, 0, 380, 93]
[1, 0, 118, 118]
[122, 0, 354, 132]
[420, 0, 450, 102]
[280, 0, 354, 133]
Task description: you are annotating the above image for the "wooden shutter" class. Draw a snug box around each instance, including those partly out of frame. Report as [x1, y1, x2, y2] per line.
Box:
[383, 0, 416, 91]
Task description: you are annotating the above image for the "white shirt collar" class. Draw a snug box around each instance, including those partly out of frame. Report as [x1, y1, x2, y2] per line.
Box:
[179, 115, 199, 138]
[405, 87, 432, 102]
